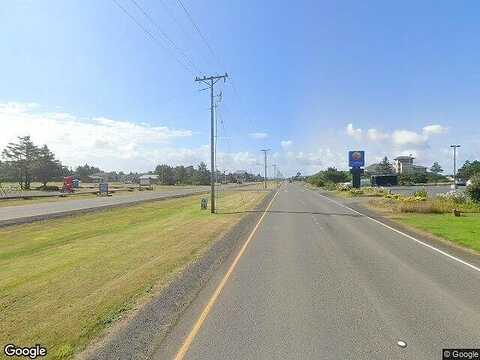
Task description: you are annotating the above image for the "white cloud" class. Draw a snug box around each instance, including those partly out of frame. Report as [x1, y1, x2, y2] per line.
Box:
[366, 128, 389, 141]
[422, 124, 448, 136]
[283, 147, 346, 175]
[391, 130, 427, 146]
[346, 123, 362, 140]
[0, 102, 196, 171]
[346, 122, 448, 147]
[0, 102, 276, 173]
[249, 132, 268, 140]
[281, 140, 293, 149]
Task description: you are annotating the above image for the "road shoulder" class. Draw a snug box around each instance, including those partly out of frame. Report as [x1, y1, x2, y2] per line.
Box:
[76, 190, 275, 360]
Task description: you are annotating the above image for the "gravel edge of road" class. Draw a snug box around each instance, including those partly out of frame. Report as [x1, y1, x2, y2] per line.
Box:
[0, 191, 209, 228]
[309, 187, 480, 269]
[77, 190, 275, 360]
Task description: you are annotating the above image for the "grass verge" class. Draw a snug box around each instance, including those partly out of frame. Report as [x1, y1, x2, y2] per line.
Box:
[392, 212, 480, 253]
[0, 190, 268, 359]
[366, 197, 480, 253]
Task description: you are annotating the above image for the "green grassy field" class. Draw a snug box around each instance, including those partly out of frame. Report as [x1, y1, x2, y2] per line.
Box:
[393, 213, 480, 252]
[0, 190, 268, 359]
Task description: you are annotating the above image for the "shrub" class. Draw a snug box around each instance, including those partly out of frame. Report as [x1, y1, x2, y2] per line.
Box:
[336, 183, 352, 191]
[413, 188, 428, 198]
[402, 195, 427, 202]
[349, 188, 364, 196]
[36, 185, 60, 191]
[399, 173, 428, 185]
[322, 167, 351, 183]
[324, 182, 337, 191]
[436, 191, 467, 204]
[360, 186, 388, 197]
[383, 193, 401, 200]
[307, 174, 325, 187]
[398, 200, 446, 213]
[466, 174, 480, 203]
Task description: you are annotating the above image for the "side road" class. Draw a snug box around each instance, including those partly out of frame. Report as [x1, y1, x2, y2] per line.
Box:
[0, 184, 254, 227]
[77, 190, 276, 360]
[0, 188, 207, 227]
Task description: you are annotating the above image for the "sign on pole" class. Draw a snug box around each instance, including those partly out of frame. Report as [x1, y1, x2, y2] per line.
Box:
[348, 151, 365, 189]
[99, 183, 109, 196]
[349, 151, 365, 168]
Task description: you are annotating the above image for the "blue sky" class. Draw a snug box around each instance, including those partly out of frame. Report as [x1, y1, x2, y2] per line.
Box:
[1, 0, 479, 175]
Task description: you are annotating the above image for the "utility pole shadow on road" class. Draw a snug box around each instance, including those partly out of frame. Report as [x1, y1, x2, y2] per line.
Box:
[216, 209, 362, 217]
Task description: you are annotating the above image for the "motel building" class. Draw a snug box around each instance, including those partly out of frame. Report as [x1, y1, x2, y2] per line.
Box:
[393, 155, 427, 174]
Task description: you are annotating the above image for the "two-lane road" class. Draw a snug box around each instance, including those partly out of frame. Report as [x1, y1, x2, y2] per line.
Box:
[155, 183, 479, 360]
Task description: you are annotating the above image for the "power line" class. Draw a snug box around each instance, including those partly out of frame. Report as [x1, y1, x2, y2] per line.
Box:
[128, 0, 202, 74]
[111, 0, 196, 75]
[174, 0, 260, 141]
[175, 0, 221, 67]
[157, 0, 215, 70]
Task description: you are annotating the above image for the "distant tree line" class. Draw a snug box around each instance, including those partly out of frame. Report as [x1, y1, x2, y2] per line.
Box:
[307, 157, 480, 188]
[307, 167, 351, 187]
[0, 136, 263, 190]
[154, 163, 263, 185]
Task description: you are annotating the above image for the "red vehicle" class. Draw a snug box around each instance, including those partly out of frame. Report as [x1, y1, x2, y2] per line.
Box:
[62, 176, 74, 193]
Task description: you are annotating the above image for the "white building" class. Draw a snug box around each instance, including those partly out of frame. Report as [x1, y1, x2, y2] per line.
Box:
[139, 174, 159, 185]
[393, 156, 427, 174]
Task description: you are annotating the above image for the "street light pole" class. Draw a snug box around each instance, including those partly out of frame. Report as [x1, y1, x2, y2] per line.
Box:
[450, 144, 461, 190]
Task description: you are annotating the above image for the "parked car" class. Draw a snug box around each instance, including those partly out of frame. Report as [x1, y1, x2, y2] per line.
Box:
[455, 179, 467, 186]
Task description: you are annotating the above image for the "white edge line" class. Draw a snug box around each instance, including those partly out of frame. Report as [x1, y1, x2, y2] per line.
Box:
[308, 188, 480, 274]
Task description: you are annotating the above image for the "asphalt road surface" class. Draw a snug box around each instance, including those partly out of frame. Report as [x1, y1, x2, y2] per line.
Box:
[0, 187, 212, 225]
[155, 183, 479, 360]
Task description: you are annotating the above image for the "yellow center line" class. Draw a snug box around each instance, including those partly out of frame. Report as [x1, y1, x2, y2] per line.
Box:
[172, 188, 280, 360]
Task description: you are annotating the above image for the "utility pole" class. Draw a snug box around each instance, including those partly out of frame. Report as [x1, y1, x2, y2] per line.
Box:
[272, 164, 277, 188]
[213, 91, 222, 186]
[261, 149, 270, 189]
[195, 73, 228, 213]
[451, 144, 461, 190]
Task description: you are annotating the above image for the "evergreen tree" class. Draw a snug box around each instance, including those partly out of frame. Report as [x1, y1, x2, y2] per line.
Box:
[430, 162, 443, 174]
[377, 156, 394, 174]
[1, 136, 40, 189]
[34, 145, 62, 187]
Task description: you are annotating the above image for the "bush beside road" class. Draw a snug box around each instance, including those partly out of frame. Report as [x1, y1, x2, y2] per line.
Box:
[0, 189, 269, 360]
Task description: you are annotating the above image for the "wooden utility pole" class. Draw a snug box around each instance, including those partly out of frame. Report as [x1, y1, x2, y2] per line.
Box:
[272, 164, 278, 188]
[195, 73, 228, 213]
[261, 149, 270, 189]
